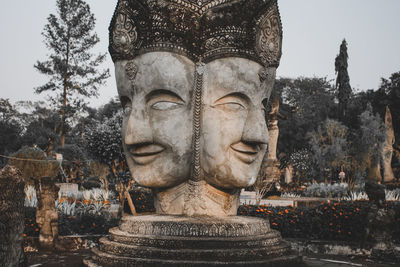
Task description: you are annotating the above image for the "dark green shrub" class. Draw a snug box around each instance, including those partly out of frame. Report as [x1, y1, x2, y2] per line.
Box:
[238, 201, 400, 243]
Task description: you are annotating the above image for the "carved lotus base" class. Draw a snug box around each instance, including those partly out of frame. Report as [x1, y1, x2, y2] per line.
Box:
[84, 215, 302, 266]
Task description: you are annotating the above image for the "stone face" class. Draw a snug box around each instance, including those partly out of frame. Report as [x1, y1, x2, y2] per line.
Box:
[116, 52, 195, 189]
[201, 58, 274, 189]
[86, 0, 301, 265]
[116, 53, 275, 216]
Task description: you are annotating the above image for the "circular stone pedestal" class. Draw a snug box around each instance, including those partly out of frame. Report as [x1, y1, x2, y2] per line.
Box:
[84, 215, 302, 266]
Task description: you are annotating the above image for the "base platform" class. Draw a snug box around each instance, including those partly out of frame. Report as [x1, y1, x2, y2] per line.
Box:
[84, 215, 302, 266]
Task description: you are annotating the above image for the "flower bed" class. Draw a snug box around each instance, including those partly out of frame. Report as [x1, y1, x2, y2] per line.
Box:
[24, 207, 119, 236]
[238, 201, 400, 243]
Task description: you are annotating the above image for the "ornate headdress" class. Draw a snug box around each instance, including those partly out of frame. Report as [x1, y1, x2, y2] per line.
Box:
[109, 0, 283, 67]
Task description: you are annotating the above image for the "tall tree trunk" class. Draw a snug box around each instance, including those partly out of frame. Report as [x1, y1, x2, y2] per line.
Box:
[61, 83, 67, 147]
[61, 32, 70, 148]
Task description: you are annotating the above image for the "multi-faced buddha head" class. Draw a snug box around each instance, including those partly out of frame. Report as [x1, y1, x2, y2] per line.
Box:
[110, 0, 282, 215]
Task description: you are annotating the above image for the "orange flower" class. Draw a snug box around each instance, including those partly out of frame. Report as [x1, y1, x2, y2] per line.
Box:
[284, 209, 289, 214]
[348, 232, 351, 235]
[338, 230, 341, 233]
[23, 234, 27, 237]
[35, 228, 39, 232]
[329, 223, 333, 226]
[59, 198, 64, 203]
[339, 212, 343, 216]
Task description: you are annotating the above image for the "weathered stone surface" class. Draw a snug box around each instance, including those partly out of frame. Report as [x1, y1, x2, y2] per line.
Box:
[87, 0, 300, 265]
[36, 177, 59, 250]
[0, 166, 26, 267]
[86, 215, 301, 267]
[382, 106, 395, 182]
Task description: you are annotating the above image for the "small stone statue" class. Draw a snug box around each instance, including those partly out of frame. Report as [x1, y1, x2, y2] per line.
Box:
[36, 177, 59, 249]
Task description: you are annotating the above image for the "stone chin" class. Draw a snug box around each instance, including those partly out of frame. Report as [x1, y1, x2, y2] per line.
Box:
[203, 145, 267, 189]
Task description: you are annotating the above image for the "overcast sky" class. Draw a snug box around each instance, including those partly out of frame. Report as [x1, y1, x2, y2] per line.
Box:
[1, 0, 399, 107]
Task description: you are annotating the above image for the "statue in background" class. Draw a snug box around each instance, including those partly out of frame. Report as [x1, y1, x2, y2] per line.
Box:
[382, 106, 395, 182]
[261, 95, 286, 184]
[36, 177, 59, 249]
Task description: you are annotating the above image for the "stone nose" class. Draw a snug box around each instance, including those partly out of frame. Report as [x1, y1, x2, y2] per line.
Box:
[124, 107, 153, 145]
[241, 107, 269, 145]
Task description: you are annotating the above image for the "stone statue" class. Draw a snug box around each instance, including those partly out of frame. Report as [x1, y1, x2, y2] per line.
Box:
[85, 0, 301, 265]
[261, 95, 286, 184]
[36, 177, 59, 249]
[382, 106, 395, 182]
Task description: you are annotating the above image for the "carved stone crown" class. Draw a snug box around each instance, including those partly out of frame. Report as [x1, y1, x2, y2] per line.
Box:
[109, 0, 283, 67]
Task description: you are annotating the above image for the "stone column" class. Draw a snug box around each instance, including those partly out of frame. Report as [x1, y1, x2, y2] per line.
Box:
[263, 96, 282, 183]
[36, 177, 59, 250]
[0, 166, 26, 267]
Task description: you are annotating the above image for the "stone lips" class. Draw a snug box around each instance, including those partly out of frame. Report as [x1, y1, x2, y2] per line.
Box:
[85, 215, 302, 266]
[109, 0, 282, 67]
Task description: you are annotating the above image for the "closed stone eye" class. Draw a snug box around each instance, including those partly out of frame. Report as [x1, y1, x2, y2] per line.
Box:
[151, 101, 181, 110]
[214, 102, 246, 112]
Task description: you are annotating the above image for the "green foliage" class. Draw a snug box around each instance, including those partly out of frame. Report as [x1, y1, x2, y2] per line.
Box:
[21, 122, 60, 151]
[56, 144, 89, 182]
[9, 147, 60, 183]
[34, 0, 110, 144]
[303, 183, 349, 198]
[85, 111, 124, 167]
[0, 99, 22, 166]
[274, 77, 336, 155]
[308, 119, 349, 181]
[289, 149, 313, 183]
[349, 104, 386, 182]
[335, 39, 352, 120]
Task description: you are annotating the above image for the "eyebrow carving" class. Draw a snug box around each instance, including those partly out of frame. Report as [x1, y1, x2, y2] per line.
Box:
[145, 89, 185, 103]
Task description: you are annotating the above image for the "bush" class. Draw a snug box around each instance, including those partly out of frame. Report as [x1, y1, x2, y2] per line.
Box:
[9, 146, 60, 183]
[24, 207, 119, 236]
[238, 201, 400, 243]
[127, 187, 156, 213]
[24, 207, 39, 237]
[303, 183, 350, 198]
[58, 213, 119, 236]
